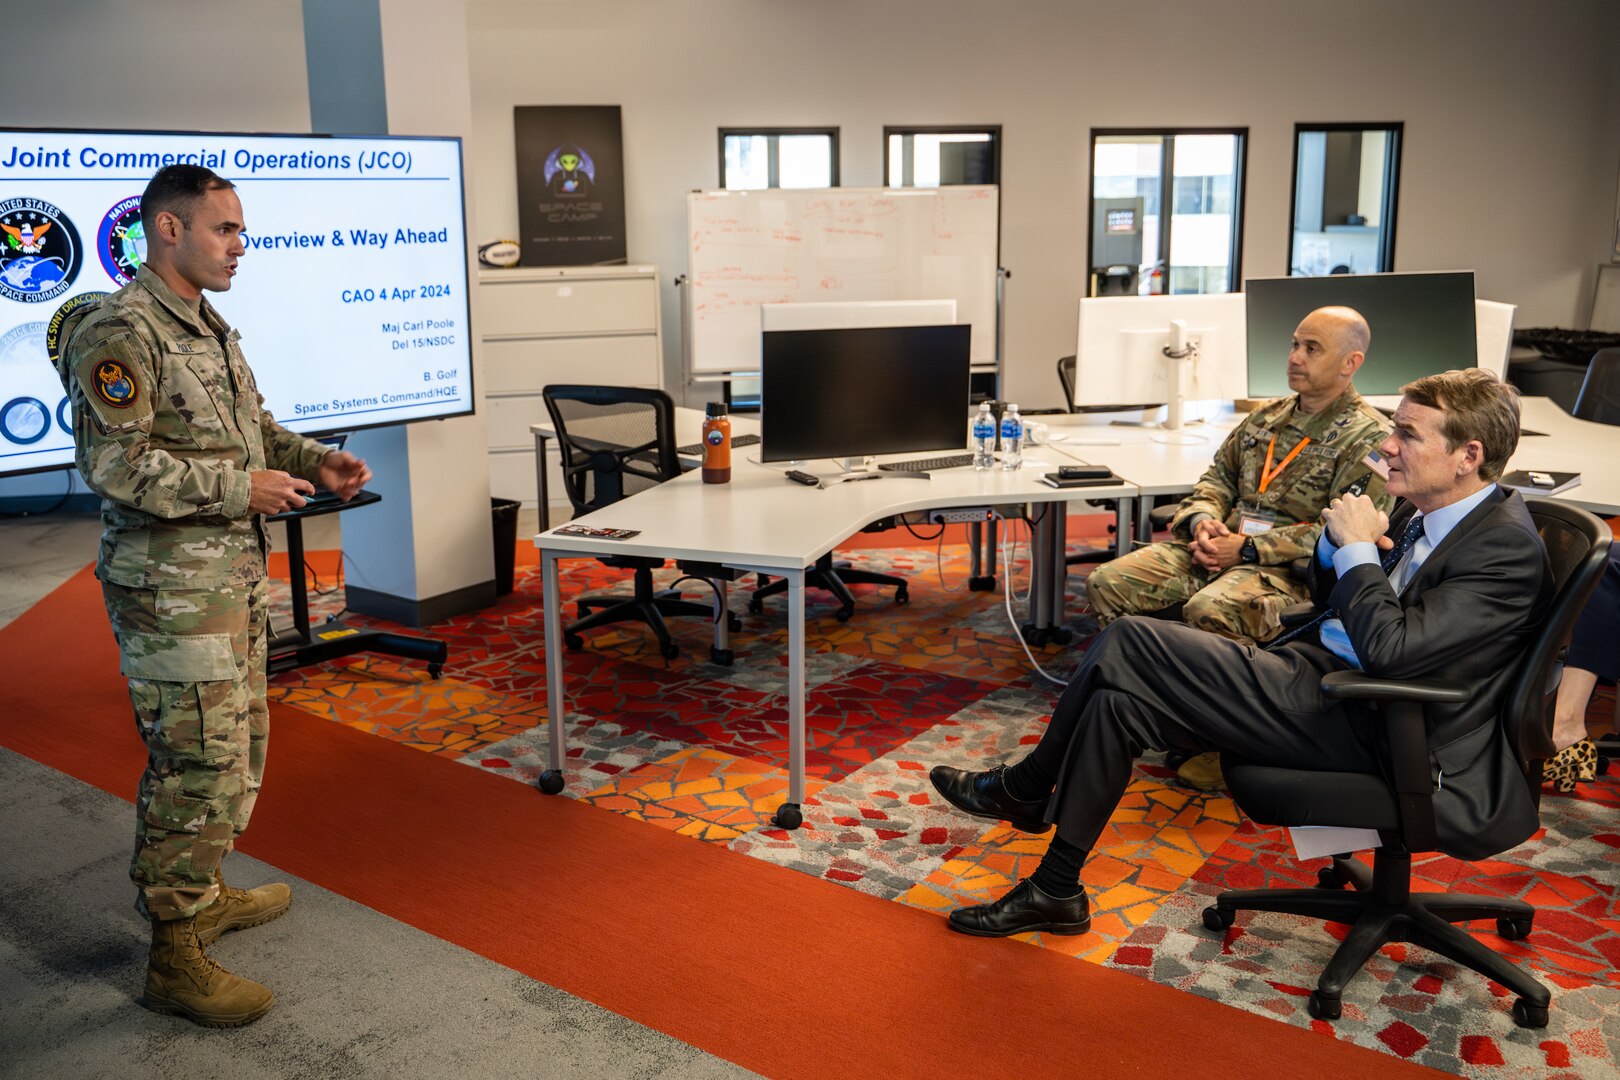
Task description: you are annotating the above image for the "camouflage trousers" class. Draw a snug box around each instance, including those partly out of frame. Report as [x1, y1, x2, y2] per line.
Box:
[1083, 539, 1310, 645]
[100, 579, 269, 922]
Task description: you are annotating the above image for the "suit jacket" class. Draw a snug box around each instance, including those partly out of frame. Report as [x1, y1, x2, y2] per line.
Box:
[1305, 486, 1553, 859]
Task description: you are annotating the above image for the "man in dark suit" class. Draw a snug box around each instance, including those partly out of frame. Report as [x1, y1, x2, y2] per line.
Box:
[930, 368, 1551, 937]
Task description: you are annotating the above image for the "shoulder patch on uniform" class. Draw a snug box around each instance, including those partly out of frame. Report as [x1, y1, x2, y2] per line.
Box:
[91, 358, 140, 408]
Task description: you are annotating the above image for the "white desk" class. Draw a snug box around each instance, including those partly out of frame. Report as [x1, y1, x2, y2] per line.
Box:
[1512, 398, 1620, 515]
[1041, 397, 1619, 532]
[534, 449, 1136, 829]
[1040, 412, 1242, 543]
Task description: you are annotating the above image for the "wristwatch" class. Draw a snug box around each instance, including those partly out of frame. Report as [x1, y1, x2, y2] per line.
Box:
[1239, 538, 1259, 564]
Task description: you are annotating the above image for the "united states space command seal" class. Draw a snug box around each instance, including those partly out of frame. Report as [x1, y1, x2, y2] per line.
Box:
[97, 196, 144, 286]
[0, 197, 82, 304]
[93, 359, 140, 408]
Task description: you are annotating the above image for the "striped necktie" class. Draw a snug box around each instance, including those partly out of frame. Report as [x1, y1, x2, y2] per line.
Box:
[1266, 513, 1426, 651]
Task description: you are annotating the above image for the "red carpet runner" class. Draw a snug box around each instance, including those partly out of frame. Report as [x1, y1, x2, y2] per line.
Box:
[0, 566, 1440, 1079]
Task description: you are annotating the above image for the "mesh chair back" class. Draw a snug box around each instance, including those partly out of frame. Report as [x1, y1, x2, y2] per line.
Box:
[1503, 499, 1612, 767]
[1572, 348, 1620, 426]
[1056, 355, 1078, 413]
[542, 385, 680, 516]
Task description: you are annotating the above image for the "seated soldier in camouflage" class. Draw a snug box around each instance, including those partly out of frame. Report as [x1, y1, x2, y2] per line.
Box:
[1084, 306, 1393, 789]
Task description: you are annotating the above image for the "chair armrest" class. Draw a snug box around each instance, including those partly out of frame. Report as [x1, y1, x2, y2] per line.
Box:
[1319, 671, 1471, 706]
[1319, 671, 1459, 852]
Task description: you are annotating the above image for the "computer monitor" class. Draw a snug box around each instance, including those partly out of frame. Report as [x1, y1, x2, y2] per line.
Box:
[1245, 272, 1477, 400]
[761, 324, 971, 464]
[1073, 294, 1248, 432]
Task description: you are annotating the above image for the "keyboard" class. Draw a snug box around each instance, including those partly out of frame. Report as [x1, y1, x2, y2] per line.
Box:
[878, 453, 975, 473]
[676, 432, 762, 456]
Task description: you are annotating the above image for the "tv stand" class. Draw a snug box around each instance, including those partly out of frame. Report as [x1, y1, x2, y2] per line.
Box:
[267, 490, 449, 677]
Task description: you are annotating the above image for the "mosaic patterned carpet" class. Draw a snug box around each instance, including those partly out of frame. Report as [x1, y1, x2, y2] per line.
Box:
[267, 529, 1620, 1078]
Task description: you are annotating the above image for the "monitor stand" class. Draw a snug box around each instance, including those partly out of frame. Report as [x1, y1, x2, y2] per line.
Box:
[1151, 334, 1208, 446]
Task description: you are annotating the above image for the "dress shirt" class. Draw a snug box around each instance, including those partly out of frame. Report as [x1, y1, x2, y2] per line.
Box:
[1315, 484, 1499, 669]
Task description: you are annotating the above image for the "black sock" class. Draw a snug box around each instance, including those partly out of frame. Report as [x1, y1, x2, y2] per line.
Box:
[1001, 756, 1055, 803]
[1030, 835, 1086, 899]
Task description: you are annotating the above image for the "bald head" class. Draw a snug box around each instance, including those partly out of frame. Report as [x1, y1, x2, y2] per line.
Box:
[1287, 305, 1370, 412]
[1315, 305, 1371, 357]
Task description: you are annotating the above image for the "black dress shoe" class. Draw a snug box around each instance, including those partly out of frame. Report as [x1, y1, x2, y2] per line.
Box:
[928, 764, 1051, 833]
[948, 879, 1091, 937]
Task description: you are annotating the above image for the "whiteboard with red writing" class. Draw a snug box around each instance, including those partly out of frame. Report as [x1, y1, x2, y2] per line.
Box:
[685, 186, 998, 374]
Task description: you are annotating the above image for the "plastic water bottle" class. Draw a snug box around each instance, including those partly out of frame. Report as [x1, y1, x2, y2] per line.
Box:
[972, 402, 996, 471]
[1000, 403, 1024, 470]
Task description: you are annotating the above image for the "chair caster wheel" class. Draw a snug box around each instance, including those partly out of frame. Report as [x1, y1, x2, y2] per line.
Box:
[727, 613, 743, 633]
[835, 607, 853, 623]
[894, 587, 909, 606]
[1307, 990, 1341, 1021]
[1511, 997, 1549, 1029]
[967, 576, 996, 592]
[660, 642, 680, 661]
[1496, 915, 1533, 940]
[538, 770, 565, 795]
[427, 663, 444, 680]
[1202, 906, 1234, 932]
[564, 633, 584, 652]
[772, 803, 803, 830]
[1047, 627, 1073, 645]
[747, 598, 764, 615]
[1317, 865, 1349, 890]
[710, 647, 734, 666]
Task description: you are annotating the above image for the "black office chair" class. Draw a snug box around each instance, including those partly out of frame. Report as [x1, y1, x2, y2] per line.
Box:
[1572, 347, 1620, 425]
[1201, 498, 1611, 1028]
[543, 385, 737, 662]
[749, 546, 909, 624]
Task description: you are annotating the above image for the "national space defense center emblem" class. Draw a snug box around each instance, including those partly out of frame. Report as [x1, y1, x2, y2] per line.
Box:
[0, 197, 83, 304]
[97, 196, 144, 286]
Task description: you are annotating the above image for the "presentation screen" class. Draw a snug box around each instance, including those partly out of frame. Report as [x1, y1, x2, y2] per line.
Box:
[0, 128, 474, 477]
[1245, 271, 1476, 398]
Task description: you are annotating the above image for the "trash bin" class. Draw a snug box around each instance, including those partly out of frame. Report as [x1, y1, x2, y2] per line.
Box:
[491, 497, 520, 595]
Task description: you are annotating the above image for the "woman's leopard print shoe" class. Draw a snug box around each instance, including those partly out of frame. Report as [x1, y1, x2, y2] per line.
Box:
[1542, 738, 1598, 794]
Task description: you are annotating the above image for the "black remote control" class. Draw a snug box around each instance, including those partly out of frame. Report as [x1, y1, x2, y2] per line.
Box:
[785, 470, 822, 487]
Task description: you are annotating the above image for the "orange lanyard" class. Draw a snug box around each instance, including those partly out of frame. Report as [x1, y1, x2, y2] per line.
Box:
[1259, 434, 1310, 494]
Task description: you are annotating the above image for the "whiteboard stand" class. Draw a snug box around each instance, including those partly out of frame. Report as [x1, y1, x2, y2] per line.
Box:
[677, 273, 746, 392]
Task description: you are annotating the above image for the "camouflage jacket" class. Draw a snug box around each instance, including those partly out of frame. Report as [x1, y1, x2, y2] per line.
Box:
[1168, 388, 1394, 565]
[54, 266, 331, 589]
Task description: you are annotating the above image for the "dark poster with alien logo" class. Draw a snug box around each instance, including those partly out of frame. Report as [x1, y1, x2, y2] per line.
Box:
[514, 105, 627, 266]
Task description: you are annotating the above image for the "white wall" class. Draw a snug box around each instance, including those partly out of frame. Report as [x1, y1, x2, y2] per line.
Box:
[4, 0, 311, 132]
[466, 0, 1620, 409]
[0, 0, 311, 500]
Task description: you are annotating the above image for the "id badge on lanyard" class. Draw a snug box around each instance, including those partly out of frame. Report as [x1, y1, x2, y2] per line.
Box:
[1238, 508, 1277, 536]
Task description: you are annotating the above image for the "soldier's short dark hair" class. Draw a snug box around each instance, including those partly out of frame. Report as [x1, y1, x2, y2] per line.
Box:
[140, 165, 236, 232]
[1401, 368, 1521, 482]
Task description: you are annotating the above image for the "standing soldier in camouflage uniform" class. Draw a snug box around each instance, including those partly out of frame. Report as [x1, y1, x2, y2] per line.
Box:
[54, 165, 371, 1027]
[1084, 307, 1392, 788]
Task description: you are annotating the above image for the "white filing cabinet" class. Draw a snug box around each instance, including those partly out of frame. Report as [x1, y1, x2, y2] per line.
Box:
[477, 265, 663, 511]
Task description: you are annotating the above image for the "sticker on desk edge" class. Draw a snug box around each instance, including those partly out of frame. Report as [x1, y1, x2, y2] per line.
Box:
[553, 524, 642, 540]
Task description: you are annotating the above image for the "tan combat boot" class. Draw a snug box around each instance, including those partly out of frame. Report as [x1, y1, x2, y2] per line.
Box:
[194, 873, 292, 946]
[144, 916, 274, 1027]
[1175, 751, 1226, 792]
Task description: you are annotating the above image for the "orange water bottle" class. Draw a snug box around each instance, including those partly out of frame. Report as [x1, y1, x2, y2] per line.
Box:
[702, 401, 731, 484]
